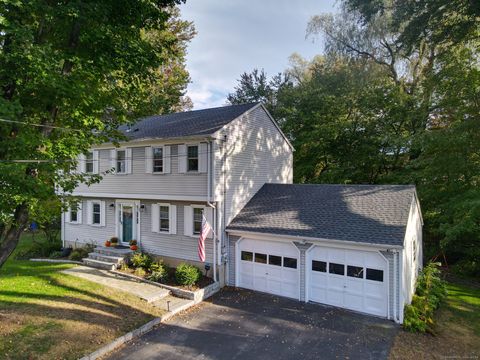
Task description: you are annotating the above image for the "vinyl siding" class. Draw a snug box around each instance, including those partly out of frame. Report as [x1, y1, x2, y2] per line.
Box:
[74, 145, 208, 198]
[214, 105, 293, 226]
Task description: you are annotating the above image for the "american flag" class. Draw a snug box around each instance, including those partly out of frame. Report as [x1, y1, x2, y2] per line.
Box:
[198, 213, 212, 262]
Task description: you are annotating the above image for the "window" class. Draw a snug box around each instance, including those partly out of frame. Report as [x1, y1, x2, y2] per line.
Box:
[312, 260, 327, 272]
[70, 208, 78, 223]
[241, 251, 253, 261]
[329, 263, 345, 275]
[153, 147, 163, 173]
[254, 253, 267, 264]
[159, 205, 169, 232]
[92, 203, 101, 225]
[347, 265, 364, 278]
[85, 152, 94, 173]
[268, 255, 282, 266]
[187, 145, 199, 172]
[116, 150, 126, 173]
[366, 268, 383, 282]
[193, 207, 203, 235]
[283, 257, 297, 269]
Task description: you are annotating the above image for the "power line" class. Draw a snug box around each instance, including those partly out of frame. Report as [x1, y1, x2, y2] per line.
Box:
[0, 118, 85, 132]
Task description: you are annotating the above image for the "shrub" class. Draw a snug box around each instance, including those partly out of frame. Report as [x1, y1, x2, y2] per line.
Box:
[175, 263, 201, 286]
[68, 244, 95, 261]
[134, 267, 147, 277]
[403, 262, 447, 333]
[49, 251, 63, 259]
[147, 261, 169, 283]
[110, 237, 119, 245]
[14, 237, 62, 260]
[131, 252, 152, 270]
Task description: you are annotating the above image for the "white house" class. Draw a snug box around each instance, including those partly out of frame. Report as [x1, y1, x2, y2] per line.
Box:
[62, 102, 422, 323]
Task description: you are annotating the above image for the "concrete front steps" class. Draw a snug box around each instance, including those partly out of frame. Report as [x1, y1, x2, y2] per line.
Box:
[82, 246, 132, 270]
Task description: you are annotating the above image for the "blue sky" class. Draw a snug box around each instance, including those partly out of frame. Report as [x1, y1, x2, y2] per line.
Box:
[179, 0, 337, 109]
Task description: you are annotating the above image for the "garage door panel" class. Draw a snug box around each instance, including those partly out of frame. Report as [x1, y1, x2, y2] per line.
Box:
[308, 246, 387, 318]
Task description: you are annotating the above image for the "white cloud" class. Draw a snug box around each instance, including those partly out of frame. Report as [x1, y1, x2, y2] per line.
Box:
[180, 0, 337, 109]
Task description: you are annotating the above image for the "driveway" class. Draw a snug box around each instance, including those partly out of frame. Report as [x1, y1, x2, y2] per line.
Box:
[106, 288, 399, 360]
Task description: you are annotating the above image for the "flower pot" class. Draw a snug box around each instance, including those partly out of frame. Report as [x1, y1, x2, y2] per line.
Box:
[105, 241, 111, 247]
[130, 245, 138, 251]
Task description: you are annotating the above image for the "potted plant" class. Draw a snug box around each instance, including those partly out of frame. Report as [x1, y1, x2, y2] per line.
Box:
[129, 239, 138, 251]
[110, 237, 119, 247]
[105, 239, 111, 247]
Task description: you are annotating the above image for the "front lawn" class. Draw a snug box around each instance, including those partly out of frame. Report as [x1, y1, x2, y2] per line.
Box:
[0, 234, 164, 360]
[389, 279, 480, 359]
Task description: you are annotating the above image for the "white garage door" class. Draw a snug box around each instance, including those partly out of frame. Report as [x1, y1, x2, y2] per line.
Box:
[237, 238, 299, 299]
[307, 246, 388, 317]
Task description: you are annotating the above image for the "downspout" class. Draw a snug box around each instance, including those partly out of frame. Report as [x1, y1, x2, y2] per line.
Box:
[393, 249, 398, 322]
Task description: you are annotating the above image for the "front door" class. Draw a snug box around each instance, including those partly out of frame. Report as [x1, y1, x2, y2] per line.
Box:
[117, 201, 138, 245]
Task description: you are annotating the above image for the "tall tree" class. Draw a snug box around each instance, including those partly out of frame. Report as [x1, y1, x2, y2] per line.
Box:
[0, 0, 192, 267]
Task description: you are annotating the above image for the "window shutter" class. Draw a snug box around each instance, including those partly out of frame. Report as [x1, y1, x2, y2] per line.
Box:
[163, 145, 171, 174]
[169, 204, 177, 234]
[199, 143, 208, 173]
[110, 149, 116, 171]
[178, 145, 187, 173]
[145, 147, 153, 174]
[204, 206, 214, 238]
[126, 148, 133, 174]
[184, 206, 192, 236]
[66, 209, 72, 223]
[79, 154, 86, 173]
[77, 202, 83, 224]
[93, 150, 99, 174]
[151, 204, 159, 233]
[100, 201, 106, 226]
[86, 201, 93, 225]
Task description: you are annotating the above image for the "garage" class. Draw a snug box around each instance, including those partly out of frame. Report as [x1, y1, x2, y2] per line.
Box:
[306, 246, 388, 317]
[236, 238, 299, 299]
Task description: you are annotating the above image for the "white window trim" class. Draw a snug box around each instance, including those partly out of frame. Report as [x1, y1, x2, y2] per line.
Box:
[151, 202, 177, 235]
[186, 143, 200, 173]
[158, 202, 170, 233]
[111, 148, 132, 175]
[67, 203, 82, 224]
[89, 200, 104, 227]
[85, 151, 94, 174]
[152, 146, 165, 174]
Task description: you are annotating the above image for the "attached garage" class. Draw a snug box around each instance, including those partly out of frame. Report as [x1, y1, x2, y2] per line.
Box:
[236, 238, 299, 300]
[306, 246, 388, 317]
[227, 184, 423, 324]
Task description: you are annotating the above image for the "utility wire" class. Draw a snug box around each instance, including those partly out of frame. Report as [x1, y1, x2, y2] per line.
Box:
[0, 118, 84, 132]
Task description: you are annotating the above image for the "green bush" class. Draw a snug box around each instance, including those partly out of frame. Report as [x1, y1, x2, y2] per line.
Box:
[131, 252, 152, 270]
[147, 261, 169, 283]
[68, 244, 95, 261]
[134, 267, 147, 277]
[403, 262, 447, 333]
[49, 251, 63, 259]
[14, 236, 62, 260]
[175, 263, 201, 286]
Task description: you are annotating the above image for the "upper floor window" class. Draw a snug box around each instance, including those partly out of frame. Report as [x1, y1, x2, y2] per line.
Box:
[116, 150, 126, 173]
[187, 145, 199, 172]
[153, 147, 163, 173]
[85, 151, 94, 173]
[193, 207, 203, 235]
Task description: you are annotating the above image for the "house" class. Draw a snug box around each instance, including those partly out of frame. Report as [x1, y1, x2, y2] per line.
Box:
[61, 102, 422, 323]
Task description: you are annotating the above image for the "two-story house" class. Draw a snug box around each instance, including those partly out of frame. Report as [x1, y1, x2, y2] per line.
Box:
[62, 102, 422, 324]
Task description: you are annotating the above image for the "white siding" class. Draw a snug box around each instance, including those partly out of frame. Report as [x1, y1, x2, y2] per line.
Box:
[214, 105, 293, 226]
[74, 145, 208, 197]
[401, 197, 423, 315]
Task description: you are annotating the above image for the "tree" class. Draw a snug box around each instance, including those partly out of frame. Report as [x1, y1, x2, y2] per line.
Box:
[0, 0, 192, 267]
[227, 68, 290, 117]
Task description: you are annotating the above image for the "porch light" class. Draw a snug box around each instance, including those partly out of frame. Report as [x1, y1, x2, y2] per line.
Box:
[140, 204, 146, 212]
[109, 203, 115, 208]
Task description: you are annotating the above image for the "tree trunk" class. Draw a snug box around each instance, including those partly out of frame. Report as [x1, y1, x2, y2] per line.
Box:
[0, 204, 29, 268]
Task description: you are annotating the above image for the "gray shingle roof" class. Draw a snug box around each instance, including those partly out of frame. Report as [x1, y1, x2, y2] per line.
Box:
[227, 184, 417, 247]
[119, 102, 259, 140]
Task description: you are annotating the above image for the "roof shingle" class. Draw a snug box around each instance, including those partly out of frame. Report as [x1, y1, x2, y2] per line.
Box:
[227, 183, 417, 247]
[119, 102, 259, 140]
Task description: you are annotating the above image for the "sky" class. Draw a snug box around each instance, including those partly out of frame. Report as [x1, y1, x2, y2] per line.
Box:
[179, 0, 337, 109]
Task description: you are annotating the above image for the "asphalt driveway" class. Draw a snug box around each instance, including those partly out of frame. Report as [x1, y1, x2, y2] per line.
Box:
[106, 288, 399, 360]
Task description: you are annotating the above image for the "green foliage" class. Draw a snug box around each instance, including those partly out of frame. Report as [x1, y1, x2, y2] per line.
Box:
[175, 263, 201, 286]
[147, 261, 169, 283]
[403, 262, 447, 333]
[110, 237, 119, 244]
[134, 267, 147, 277]
[14, 232, 62, 259]
[48, 251, 63, 259]
[131, 252, 152, 270]
[68, 244, 95, 261]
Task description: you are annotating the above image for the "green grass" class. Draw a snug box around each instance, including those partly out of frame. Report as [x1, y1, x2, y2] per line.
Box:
[0, 233, 164, 360]
[390, 278, 480, 359]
